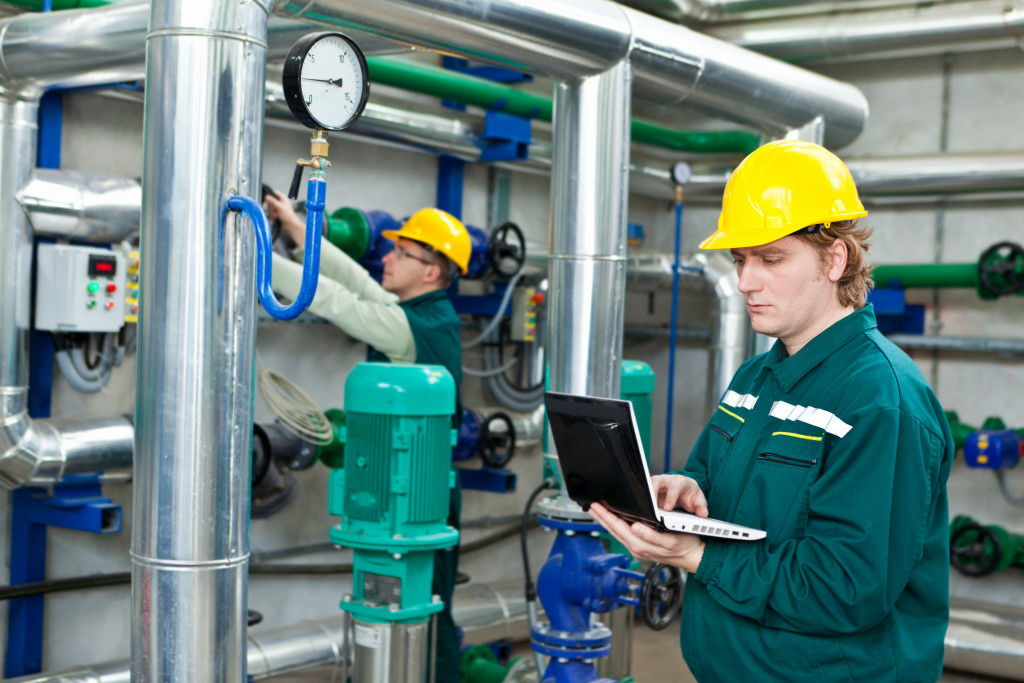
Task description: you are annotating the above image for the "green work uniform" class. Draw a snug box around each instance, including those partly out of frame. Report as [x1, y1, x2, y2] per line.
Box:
[274, 244, 464, 683]
[368, 289, 464, 683]
[678, 305, 953, 683]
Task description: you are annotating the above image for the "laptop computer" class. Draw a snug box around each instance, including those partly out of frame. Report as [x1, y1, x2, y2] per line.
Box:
[544, 391, 766, 541]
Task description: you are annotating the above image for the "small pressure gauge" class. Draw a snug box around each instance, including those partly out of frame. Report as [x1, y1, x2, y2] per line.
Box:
[283, 32, 370, 131]
[670, 161, 692, 185]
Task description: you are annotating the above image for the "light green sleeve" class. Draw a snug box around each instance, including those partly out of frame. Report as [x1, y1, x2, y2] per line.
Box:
[271, 251, 416, 363]
[294, 237, 394, 304]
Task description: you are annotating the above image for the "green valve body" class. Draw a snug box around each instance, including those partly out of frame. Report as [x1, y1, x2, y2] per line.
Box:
[329, 363, 459, 623]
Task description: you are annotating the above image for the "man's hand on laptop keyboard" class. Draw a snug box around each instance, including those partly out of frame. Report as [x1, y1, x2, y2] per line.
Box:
[652, 474, 708, 518]
[588, 499, 706, 574]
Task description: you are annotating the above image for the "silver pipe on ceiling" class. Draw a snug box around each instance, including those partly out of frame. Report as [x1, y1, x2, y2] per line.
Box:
[130, 0, 271, 679]
[706, 0, 1024, 64]
[271, 0, 868, 149]
[621, 0, 934, 23]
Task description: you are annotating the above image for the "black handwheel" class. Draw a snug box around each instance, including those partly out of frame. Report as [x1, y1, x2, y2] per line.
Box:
[978, 241, 1024, 296]
[480, 411, 516, 469]
[489, 221, 526, 279]
[950, 522, 1003, 577]
[640, 562, 684, 630]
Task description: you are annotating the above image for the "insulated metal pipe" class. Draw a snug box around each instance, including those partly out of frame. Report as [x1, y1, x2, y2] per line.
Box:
[17, 169, 141, 242]
[131, 0, 270, 679]
[945, 597, 1024, 681]
[546, 62, 632, 400]
[708, 0, 1024, 64]
[271, 0, 868, 148]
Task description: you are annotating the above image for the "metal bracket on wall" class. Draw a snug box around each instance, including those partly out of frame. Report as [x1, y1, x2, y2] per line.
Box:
[6, 476, 123, 678]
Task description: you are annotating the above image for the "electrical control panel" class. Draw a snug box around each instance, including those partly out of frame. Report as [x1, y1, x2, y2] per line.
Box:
[35, 243, 127, 333]
[510, 286, 543, 342]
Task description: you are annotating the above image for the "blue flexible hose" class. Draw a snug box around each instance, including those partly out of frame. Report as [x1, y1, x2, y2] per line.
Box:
[226, 178, 323, 320]
[664, 199, 684, 474]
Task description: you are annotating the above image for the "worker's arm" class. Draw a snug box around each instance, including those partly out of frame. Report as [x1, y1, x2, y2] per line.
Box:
[295, 237, 395, 305]
[271, 251, 415, 363]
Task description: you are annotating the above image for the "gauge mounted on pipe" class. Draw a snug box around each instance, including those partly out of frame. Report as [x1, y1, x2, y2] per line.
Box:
[282, 32, 370, 131]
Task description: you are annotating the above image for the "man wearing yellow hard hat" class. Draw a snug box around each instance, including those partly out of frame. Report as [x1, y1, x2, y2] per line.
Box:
[590, 140, 954, 682]
[267, 192, 469, 683]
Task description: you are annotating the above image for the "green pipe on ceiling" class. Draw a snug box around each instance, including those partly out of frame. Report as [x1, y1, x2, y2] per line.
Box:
[4, 0, 110, 8]
[366, 56, 761, 155]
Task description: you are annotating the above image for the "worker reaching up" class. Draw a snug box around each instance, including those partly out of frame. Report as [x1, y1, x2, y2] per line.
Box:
[266, 191, 470, 683]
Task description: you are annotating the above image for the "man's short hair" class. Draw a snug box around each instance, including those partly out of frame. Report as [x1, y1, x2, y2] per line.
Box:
[414, 240, 457, 289]
[794, 219, 874, 309]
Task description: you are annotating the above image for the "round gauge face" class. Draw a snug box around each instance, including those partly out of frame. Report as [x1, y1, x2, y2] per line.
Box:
[283, 32, 370, 131]
[671, 161, 692, 185]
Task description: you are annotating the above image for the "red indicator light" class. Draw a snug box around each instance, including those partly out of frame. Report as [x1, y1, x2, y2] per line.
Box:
[106, 301, 115, 310]
[106, 283, 117, 293]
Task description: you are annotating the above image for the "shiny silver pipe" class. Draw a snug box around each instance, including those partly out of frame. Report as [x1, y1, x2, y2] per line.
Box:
[695, 251, 749, 417]
[886, 334, 1024, 355]
[17, 169, 141, 243]
[707, 0, 1024, 64]
[547, 62, 632, 400]
[272, 0, 868, 149]
[0, 0, 366, 96]
[4, 615, 351, 683]
[628, 0, 928, 23]
[945, 597, 1024, 681]
[452, 579, 535, 644]
[131, 0, 270, 680]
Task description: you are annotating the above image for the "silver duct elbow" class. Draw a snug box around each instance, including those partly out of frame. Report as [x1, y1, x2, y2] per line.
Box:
[17, 169, 141, 244]
[0, 385, 134, 490]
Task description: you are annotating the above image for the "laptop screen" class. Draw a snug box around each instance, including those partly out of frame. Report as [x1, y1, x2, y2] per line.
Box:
[544, 391, 659, 521]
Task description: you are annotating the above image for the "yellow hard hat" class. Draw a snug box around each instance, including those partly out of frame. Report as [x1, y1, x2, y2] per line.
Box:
[382, 208, 471, 275]
[700, 140, 867, 250]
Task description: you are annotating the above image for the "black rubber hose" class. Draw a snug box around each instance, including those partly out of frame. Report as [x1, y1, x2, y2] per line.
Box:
[0, 518, 542, 600]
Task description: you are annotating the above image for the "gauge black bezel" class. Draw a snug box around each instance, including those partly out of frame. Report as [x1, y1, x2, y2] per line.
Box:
[282, 31, 370, 131]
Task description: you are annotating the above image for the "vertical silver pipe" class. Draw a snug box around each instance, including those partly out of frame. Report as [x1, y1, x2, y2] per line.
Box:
[546, 62, 632, 400]
[695, 252, 750, 418]
[132, 0, 269, 680]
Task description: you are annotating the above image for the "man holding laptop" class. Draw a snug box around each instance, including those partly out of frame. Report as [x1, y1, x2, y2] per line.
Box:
[587, 141, 954, 683]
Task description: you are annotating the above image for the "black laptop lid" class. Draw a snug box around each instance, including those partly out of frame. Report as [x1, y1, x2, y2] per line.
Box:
[544, 391, 659, 521]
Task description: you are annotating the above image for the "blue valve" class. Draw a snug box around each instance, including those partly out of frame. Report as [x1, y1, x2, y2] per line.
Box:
[225, 178, 324, 320]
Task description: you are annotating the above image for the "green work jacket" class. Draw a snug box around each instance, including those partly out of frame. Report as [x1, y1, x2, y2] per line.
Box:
[367, 288, 463, 420]
[679, 305, 953, 683]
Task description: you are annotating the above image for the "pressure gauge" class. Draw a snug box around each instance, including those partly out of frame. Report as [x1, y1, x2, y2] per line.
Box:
[283, 32, 370, 131]
[670, 161, 692, 185]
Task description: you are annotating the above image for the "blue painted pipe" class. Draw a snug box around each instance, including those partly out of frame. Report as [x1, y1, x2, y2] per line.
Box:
[226, 178, 323, 320]
[664, 199, 684, 474]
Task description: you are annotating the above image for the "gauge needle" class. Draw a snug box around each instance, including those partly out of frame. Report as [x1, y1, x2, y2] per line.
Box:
[302, 76, 344, 87]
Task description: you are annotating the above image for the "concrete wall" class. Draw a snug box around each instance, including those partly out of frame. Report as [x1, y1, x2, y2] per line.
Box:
[1, 29, 1023, 676]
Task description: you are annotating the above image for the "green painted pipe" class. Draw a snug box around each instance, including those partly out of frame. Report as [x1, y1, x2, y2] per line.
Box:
[7, 0, 111, 8]
[367, 56, 761, 155]
[871, 263, 978, 290]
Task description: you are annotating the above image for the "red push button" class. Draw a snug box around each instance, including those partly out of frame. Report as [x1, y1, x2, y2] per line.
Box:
[106, 301, 115, 310]
[531, 292, 545, 304]
[106, 283, 117, 293]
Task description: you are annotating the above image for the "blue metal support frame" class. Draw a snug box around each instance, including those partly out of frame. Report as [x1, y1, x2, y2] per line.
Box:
[437, 155, 465, 219]
[6, 477, 122, 678]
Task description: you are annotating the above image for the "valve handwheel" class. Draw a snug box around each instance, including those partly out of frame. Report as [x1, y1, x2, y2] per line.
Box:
[489, 221, 526, 278]
[640, 562, 684, 630]
[479, 411, 516, 469]
[978, 241, 1024, 296]
[950, 522, 1003, 577]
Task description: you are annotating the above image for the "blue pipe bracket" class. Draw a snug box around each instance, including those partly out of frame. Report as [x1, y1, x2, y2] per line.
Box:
[6, 476, 122, 678]
[226, 178, 324, 320]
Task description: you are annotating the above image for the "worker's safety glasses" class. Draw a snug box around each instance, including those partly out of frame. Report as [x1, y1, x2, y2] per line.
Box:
[392, 244, 434, 266]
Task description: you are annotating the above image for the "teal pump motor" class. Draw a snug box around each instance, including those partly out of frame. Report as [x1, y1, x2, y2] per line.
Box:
[328, 363, 459, 682]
